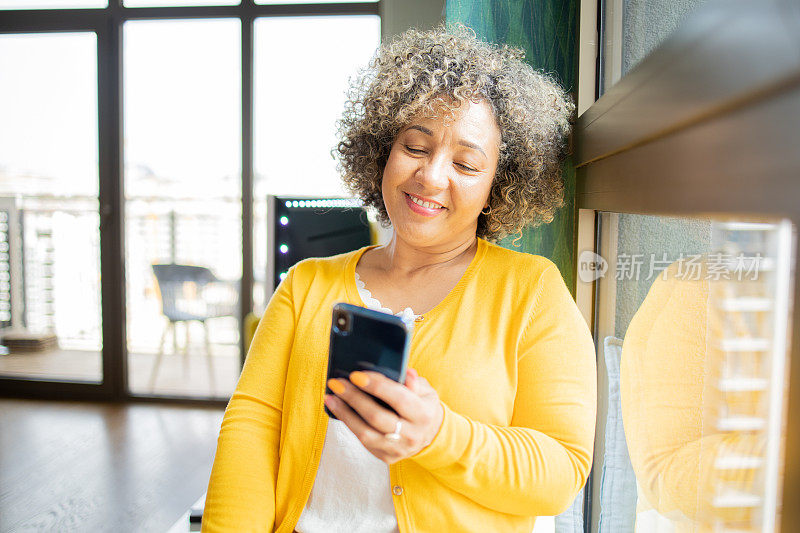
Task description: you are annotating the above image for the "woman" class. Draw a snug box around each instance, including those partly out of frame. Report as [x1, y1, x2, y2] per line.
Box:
[202, 25, 596, 533]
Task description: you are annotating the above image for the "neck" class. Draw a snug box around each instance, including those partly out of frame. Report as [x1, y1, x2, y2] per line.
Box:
[377, 232, 479, 275]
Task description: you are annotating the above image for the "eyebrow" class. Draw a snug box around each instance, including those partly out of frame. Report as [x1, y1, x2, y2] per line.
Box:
[406, 124, 487, 158]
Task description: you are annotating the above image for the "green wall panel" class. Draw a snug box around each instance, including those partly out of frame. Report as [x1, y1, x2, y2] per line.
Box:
[446, 0, 579, 293]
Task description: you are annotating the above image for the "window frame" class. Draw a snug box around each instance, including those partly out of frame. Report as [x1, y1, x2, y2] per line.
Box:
[0, 0, 380, 405]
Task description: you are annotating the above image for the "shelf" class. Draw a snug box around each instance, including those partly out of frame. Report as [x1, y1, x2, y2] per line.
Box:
[714, 454, 764, 470]
[712, 488, 762, 508]
[715, 298, 772, 312]
[716, 338, 770, 352]
[716, 416, 766, 432]
[717, 377, 769, 392]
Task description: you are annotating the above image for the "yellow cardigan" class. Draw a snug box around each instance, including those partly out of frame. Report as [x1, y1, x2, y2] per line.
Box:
[202, 238, 597, 532]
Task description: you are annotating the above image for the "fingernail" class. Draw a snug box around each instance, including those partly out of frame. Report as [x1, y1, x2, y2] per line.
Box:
[327, 379, 345, 395]
[349, 371, 370, 388]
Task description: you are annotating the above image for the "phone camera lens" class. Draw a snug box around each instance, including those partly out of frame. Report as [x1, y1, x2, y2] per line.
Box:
[333, 309, 351, 334]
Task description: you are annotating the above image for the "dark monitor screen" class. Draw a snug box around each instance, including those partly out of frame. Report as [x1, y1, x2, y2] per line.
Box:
[272, 196, 372, 289]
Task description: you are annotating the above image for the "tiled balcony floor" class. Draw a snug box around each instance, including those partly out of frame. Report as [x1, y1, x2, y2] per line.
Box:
[0, 346, 240, 399]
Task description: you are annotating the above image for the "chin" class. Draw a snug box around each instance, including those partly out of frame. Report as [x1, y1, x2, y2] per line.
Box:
[394, 221, 476, 249]
[391, 221, 442, 246]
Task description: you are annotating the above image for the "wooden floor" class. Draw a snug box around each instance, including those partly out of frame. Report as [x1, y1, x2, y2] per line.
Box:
[0, 398, 224, 533]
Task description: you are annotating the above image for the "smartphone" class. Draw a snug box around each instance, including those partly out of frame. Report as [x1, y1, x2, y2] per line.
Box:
[325, 302, 413, 420]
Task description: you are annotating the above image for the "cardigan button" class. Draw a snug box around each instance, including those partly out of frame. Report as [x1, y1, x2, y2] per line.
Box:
[392, 485, 403, 496]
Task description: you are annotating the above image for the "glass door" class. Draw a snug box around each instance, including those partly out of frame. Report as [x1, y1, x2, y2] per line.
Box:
[0, 32, 103, 384]
[122, 19, 242, 399]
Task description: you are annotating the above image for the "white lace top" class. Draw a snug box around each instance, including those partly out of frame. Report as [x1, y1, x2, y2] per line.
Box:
[354, 272, 420, 325]
[294, 272, 417, 533]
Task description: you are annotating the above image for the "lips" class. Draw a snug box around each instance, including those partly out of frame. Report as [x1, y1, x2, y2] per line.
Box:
[404, 192, 445, 217]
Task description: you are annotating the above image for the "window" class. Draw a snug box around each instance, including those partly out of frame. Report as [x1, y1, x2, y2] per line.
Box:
[600, 0, 709, 94]
[0, 32, 102, 383]
[577, 1, 799, 530]
[0, 1, 380, 401]
[123, 19, 242, 398]
[252, 14, 379, 312]
[589, 213, 792, 532]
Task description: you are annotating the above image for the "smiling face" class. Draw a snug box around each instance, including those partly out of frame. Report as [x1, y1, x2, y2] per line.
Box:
[381, 99, 501, 250]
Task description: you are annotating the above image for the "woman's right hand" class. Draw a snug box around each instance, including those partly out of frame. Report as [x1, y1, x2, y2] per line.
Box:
[324, 366, 444, 464]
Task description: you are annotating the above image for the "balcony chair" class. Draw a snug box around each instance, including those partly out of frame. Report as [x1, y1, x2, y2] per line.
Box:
[150, 263, 238, 392]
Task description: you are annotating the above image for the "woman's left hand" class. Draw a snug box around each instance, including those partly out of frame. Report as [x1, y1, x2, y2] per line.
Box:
[324, 367, 444, 464]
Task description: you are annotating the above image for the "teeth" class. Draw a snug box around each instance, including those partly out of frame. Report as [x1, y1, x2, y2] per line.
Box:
[409, 194, 442, 209]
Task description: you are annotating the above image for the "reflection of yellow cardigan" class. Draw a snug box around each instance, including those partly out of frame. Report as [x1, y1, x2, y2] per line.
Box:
[621, 260, 762, 531]
[202, 238, 597, 532]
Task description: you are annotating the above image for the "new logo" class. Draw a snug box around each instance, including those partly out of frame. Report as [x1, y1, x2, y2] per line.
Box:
[578, 250, 608, 283]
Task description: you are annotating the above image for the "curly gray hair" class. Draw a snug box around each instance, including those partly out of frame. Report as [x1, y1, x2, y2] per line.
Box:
[335, 24, 574, 241]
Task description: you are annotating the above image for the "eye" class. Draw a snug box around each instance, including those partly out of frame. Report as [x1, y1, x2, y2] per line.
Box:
[404, 145, 426, 154]
[455, 162, 478, 172]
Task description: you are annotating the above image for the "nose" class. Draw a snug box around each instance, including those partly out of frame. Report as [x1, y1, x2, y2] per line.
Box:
[415, 153, 449, 191]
